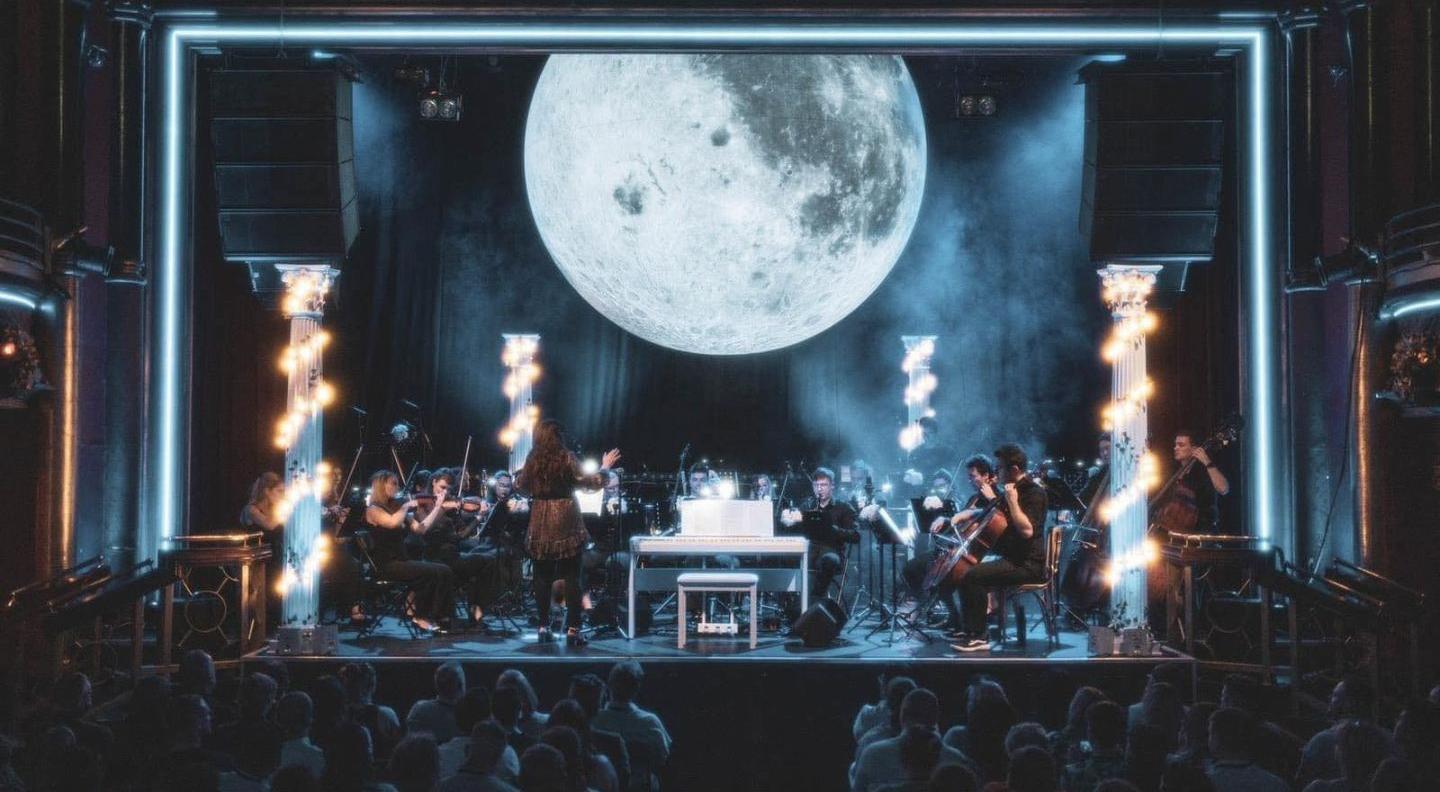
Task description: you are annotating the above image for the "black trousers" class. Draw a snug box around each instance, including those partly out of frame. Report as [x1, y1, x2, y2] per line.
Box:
[533, 554, 584, 631]
[813, 551, 843, 599]
[957, 557, 1044, 636]
[379, 558, 455, 621]
[426, 543, 503, 611]
[902, 555, 963, 629]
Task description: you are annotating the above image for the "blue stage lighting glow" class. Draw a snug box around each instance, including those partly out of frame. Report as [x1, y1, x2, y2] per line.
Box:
[154, 19, 1278, 559]
[0, 291, 38, 311]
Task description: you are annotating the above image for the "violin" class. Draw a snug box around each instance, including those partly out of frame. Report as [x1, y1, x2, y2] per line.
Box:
[410, 494, 488, 513]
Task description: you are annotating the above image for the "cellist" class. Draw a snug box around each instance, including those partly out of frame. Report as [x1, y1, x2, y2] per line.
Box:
[951, 444, 1049, 653]
[901, 454, 998, 635]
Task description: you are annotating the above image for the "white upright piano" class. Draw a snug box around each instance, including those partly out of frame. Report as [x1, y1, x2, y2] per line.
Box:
[627, 499, 809, 637]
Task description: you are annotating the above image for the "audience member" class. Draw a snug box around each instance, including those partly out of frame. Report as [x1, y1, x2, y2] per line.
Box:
[1205, 707, 1287, 792]
[855, 676, 913, 743]
[323, 721, 398, 792]
[568, 674, 630, 791]
[1159, 761, 1214, 792]
[493, 686, 537, 756]
[1367, 757, 1413, 792]
[948, 691, 1016, 784]
[389, 735, 441, 792]
[50, 672, 114, 758]
[591, 662, 670, 792]
[1064, 700, 1126, 792]
[439, 722, 520, 792]
[538, 726, 592, 792]
[858, 677, 918, 756]
[1295, 676, 1375, 789]
[851, 689, 976, 792]
[1005, 744, 1056, 792]
[548, 700, 619, 792]
[1129, 665, 1189, 733]
[1136, 682, 1184, 751]
[1165, 702, 1216, 776]
[440, 686, 520, 783]
[926, 762, 978, 792]
[278, 691, 327, 778]
[1051, 687, 1108, 768]
[272, 765, 323, 792]
[1003, 722, 1050, 759]
[1123, 722, 1167, 792]
[167, 694, 233, 774]
[219, 720, 282, 792]
[1220, 675, 1301, 781]
[343, 662, 404, 760]
[0, 735, 22, 792]
[518, 744, 569, 792]
[214, 672, 280, 758]
[309, 675, 349, 753]
[1093, 780, 1141, 792]
[408, 662, 467, 745]
[161, 758, 222, 792]
[1391, 698, 1440, 782]
[497, 671, 550, 742]
[1300, 719, 1392, 792]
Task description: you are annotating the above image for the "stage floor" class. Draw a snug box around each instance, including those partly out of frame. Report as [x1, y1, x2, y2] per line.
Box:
[258, 618, 1194, 669]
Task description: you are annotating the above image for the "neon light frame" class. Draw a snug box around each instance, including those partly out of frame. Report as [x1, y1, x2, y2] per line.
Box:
[150, 18, 1281, 557]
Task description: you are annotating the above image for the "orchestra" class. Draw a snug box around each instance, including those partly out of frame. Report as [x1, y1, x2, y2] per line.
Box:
[248, 409, 1233, 654]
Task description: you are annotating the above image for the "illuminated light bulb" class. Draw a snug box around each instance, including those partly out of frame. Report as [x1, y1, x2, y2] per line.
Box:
[1103, 567, 1119, 588]
[717, 479, 736, 499]
[315, 381, 336, 407]
[581, 458, 599, 475]
[499, 428, 518, 447]
[527, 405, 540, 417]
[315, 534, 331, 551]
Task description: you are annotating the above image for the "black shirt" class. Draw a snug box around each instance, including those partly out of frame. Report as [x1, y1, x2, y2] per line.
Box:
[797, 497, 860, 555]
[365, 499, 408, 566]
[994, 476, 1048, 567]
[1175, 463, 1219, 533]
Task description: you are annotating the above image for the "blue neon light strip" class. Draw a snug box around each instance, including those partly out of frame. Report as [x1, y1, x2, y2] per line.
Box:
[156, 20, 1275, 552]
[0, 291, 38, 310]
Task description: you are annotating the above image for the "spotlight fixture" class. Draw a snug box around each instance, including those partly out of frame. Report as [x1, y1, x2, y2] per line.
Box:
[1286, 239, 1380, 292]
[419, 88, 462, 121]
[955, 93, 998, 117]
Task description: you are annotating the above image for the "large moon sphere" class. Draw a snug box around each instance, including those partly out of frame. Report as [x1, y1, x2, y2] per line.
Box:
[523, 54, 927, 355]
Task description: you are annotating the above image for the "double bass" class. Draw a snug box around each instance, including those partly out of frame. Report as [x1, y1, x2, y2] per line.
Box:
[1147, 417, 1243, 539]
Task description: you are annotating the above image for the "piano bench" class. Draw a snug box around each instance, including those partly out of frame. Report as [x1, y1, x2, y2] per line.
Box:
[676, 572, 759, 650]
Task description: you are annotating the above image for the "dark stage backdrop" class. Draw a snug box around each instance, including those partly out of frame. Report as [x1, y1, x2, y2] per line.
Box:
[189, 54, 1240, 533]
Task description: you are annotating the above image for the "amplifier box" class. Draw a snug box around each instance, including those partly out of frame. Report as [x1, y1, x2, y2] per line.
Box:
[274, 624, 338, 656]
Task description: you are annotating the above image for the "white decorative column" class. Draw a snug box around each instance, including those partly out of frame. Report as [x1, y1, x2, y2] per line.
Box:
[500, 334, 541, 472]
[274, 265, 338, 626]
[898, 335, 937, 452]
[1098, 265, 1161, 629]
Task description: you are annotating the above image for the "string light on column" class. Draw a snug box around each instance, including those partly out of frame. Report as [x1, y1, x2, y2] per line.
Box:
[1096, 264, 1161, 629]
[271, 265, 338, 626]
[500, 334, 541, 471]
[899, 335, 937, 451]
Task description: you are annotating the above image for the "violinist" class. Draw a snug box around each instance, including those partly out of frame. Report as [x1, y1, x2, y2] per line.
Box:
[900, 455, 997, 634]
[411, 470, 501, 625]
[363, 470, 455, 634]
[952, 444, 1048, 653]
[479, 470, 530, 554]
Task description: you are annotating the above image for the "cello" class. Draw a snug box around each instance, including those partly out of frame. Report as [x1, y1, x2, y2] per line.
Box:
[920, 488, 1011, 592]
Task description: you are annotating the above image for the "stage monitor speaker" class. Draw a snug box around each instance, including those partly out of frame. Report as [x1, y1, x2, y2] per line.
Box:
[208, 66, 358, 290]
[790, 597, 847, 647]
[1078, 60, 1232, 292]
